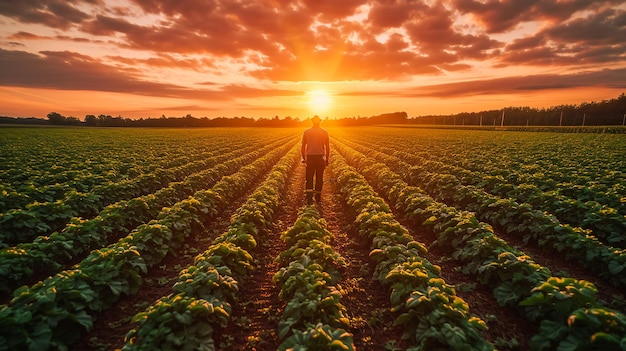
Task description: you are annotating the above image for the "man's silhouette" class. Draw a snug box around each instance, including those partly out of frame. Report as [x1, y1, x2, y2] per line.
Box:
[301, 115, 330, 204]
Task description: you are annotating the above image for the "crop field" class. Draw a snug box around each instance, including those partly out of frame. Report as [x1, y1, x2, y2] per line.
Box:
[1, 126, 626, 351]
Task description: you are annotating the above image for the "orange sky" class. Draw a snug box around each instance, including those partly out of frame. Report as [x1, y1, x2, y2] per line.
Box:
[1, 1, 625, 120]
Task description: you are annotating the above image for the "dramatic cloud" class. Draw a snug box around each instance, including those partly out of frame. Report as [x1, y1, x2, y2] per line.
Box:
[0, 49, 185, 94]
[0, 0, 99, 32]
[452, 0, 622, 33]
[0, 0, 624, 117]
[401, 68, 626, 98]
[498, 7, 626, 66]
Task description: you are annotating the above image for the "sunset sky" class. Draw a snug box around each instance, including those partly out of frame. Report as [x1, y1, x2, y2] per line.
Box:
[1, 0, 625, 120]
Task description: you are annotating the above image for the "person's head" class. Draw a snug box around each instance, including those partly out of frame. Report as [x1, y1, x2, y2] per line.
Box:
[311, 115, 321, 126]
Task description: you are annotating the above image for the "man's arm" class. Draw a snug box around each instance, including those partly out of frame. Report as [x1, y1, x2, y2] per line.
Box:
[301, 133, 307, 162]
[324, 133, 330, 165]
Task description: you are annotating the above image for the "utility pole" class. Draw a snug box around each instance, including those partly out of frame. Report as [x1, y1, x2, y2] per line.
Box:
[480, 115, 483, 126]
[560, 111, 563, 126]
[501, 109, 505, 127]
[582, 113, 586, 126]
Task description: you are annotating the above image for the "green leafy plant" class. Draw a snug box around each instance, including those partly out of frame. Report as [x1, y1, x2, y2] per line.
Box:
[278, 323, 355, 351]
[520, 277, 598, 322]
[120, 145, 300, 350]
[329, 146, 492, 351]
[530, 308, 626, 351]
[124, 294, 230, 351]
[274, 206, 352, 347]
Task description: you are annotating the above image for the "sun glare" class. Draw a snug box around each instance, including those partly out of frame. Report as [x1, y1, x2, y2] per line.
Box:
[307, 89, 333, 115]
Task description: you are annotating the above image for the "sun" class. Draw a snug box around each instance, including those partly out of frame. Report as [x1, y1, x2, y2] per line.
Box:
[307, 89, 333, 115]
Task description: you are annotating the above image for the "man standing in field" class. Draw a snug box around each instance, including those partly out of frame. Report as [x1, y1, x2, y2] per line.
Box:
[301, 115, 330, 205]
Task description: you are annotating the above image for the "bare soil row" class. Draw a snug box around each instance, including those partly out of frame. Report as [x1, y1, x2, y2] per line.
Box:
[72, 155, 540, 350]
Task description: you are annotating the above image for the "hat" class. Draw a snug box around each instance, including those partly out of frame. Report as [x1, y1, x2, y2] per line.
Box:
[311, 115, 322, 124]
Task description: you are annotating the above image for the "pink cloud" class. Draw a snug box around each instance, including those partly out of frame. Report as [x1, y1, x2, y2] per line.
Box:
[0, 0, 624, 105]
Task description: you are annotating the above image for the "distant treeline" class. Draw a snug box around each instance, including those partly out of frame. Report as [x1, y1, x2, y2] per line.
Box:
[412, 93, 626, 126]
[0, 112, 408, 128]
[2, 93, 625, 128]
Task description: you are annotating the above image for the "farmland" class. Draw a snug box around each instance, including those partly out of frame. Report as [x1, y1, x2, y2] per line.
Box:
[1, 126, 626, 351]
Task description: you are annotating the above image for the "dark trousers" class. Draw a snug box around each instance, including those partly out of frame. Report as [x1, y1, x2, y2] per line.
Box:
[305, 155, 325, 201]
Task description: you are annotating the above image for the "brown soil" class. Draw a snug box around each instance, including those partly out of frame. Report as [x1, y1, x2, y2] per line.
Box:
[219, 163, 408, 350]
[216, 162, 303, 350]
[320, 167, 411, 350]
[424, 243, 536, 350]
[69, 152, 600, 351]
[71, 179, 262, 351]
[378, 190, 537, 350]
[490, 225, 626, 314]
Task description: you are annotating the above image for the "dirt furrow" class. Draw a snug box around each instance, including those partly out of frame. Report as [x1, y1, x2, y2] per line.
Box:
[71, 176, 269, 351]
[319, 166, 409, 350]
[220, 162, 305, 350]
[224, 160, 410, 350]
[375, 189, 537, 350]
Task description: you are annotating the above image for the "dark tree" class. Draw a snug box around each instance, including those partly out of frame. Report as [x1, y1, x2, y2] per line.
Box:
[84, 114, 97, 126]
[47, 112, 66, 125]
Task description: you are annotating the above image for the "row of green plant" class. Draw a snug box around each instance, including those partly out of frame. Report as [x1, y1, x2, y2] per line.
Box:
[0, 129, 234, 211]
[0, 138, 245, 214]
[416, 160, 626, 248]
[273, 206, 354, 350]
[332, 139, 626, 350]
[329, 148, 493, 351]
[0, 142, 294, 351]
[489, 126, 626, 134]
[122, 146, 299, 350]
[0, 139, 258, 246]
[402, 125, 626, 134]
[343, 137, 626, 248]
[410, 168, 626, 288]
[336, 137, 626, 289]
[0, 138, 296, 297]
[0, 164, 148, 212]
[340, 130, 626, 215]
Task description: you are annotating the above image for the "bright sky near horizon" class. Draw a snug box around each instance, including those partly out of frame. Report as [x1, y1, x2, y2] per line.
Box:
[0, 0, 625, 120]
